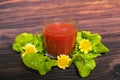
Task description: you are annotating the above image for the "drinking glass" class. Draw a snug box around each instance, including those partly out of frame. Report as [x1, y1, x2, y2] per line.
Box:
[43, 18, 77, 57]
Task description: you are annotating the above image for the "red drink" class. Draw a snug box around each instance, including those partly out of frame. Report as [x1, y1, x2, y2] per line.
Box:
[43, 20, 77, 57]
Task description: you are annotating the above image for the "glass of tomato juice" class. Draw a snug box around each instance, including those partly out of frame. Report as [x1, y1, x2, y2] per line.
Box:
[43, 18, 77, 57]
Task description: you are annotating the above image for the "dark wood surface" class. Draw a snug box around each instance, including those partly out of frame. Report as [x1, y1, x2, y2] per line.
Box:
[0, 0, 120, 80]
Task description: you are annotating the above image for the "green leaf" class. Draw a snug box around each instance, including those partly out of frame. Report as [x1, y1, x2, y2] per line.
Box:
[72, 53, 84, 61]
[85, 59, 96, 70]
[22, 53, 57, 75]
[22, 53, 44, 70]
[45, 60, 57, 71]
[72, 53, 96, 78]
[76, 32, 82, 43]
[73, 43, 80, 54]
[12, 43, 24, 53]
[38, 63, 46, 75]
[80, 31, 101, 46]
[80, 64, 91, 78]
[80, 59, 96, 78]
[72, 53, 85, 77]
[33, 34, 40, 46]
[12, 33, 34, 53]
[82, 31, 91, 38]
[81, 53, 101, 59]
[95, 42, 109, 53]
[15, 33, 33, 44]
[32, 33, 45, 54]
[12, 33, 45, 54]
[89, 33, 101, 46]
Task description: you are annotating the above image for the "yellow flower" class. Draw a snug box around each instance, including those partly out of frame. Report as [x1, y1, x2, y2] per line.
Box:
[57, 54, 71, 69]
[79, 39, 92, 54]
[22, 44, 37, 56]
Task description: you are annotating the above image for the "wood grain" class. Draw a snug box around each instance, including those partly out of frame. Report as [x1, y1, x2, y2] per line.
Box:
[0, 0, 120, 80]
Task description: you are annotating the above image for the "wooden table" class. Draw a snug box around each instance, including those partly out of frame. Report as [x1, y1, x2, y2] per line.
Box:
[0, 0, 120, 80]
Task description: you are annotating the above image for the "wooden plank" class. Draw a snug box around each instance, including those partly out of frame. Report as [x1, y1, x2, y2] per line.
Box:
[0, 0, 120, 80]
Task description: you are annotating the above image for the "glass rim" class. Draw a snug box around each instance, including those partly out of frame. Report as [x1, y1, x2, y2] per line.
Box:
[43, 18, 77, 25]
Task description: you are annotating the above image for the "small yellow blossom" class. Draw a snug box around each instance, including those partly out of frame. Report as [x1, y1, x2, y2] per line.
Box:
[57, 54, 71, 69]
[22, 44, 37, 56]
[79, 39, 92, 54]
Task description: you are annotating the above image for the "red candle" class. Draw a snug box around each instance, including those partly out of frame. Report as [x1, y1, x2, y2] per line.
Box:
[43, 20, 77, 57]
